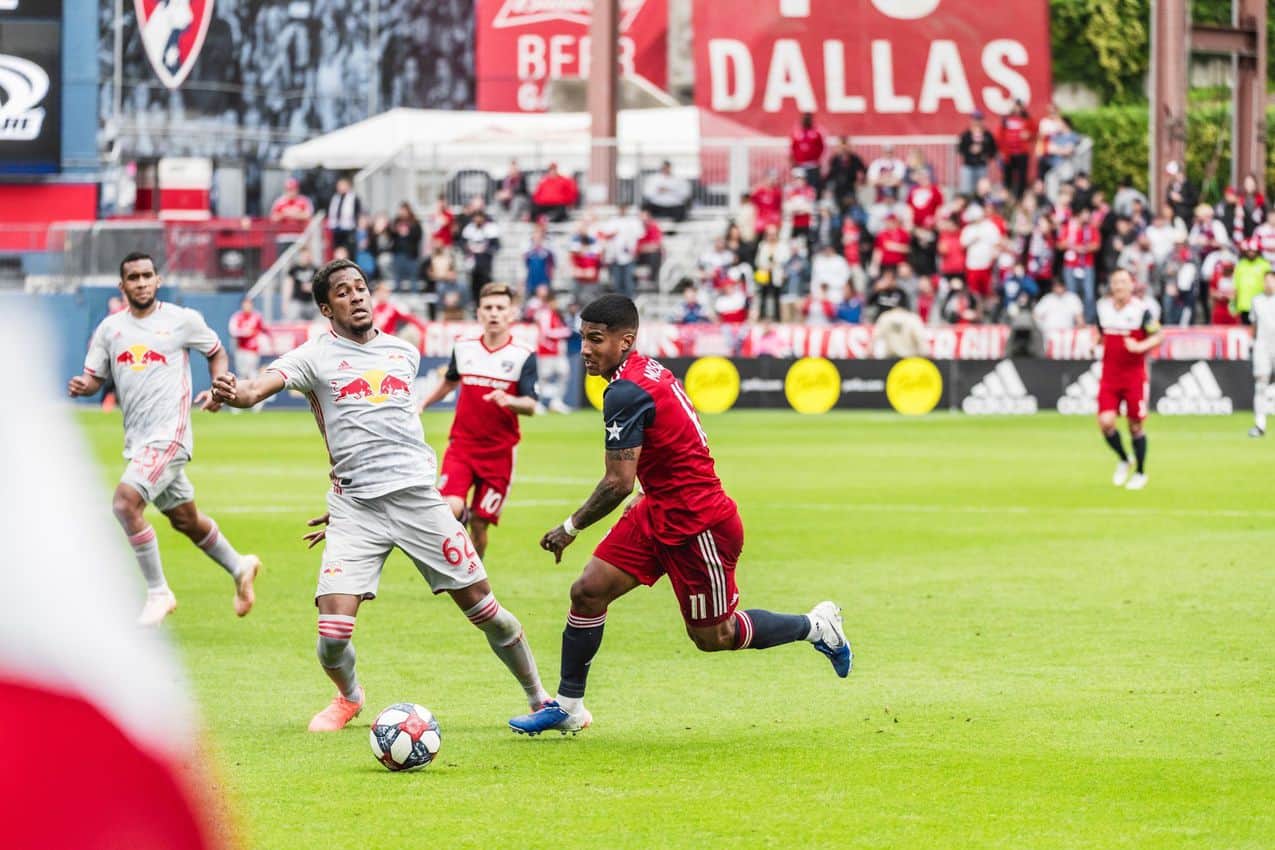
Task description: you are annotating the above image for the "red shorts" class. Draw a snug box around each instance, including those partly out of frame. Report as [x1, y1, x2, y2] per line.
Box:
[438, 447, 512, 524]
[965, 267, 992, 297]
[594, 498, 743, 627]
[1098, 379, 1149, 422]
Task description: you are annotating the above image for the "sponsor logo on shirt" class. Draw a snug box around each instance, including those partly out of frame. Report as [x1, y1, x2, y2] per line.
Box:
[116, 344, 168, 372]
[330, 369, 413, 404]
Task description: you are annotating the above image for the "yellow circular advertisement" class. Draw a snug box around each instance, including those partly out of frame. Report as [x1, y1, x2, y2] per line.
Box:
[683, 356, 741, 414]
[784, 357, 841, 414]
[886, 357, 943, 415]
[585, 374, 608, 410]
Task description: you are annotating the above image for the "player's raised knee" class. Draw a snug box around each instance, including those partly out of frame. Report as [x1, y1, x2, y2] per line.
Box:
[568, 577, 609, 616]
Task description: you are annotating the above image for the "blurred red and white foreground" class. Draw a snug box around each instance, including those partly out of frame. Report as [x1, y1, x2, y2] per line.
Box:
[0, 302, 229, 850]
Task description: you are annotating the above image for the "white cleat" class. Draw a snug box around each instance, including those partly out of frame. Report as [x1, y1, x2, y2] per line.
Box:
[1125, 472, 1148, 491]
[548, 399, 572, 415]
[234, 555, 261, 617]
[1112, 460, 1131, 487]
[1249, 426, 1265, 438]
[137, 589, 177, 627]
[807, 600, 852, 678]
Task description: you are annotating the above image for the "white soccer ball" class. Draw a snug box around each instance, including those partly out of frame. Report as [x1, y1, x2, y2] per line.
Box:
[369, 703, 441, 772]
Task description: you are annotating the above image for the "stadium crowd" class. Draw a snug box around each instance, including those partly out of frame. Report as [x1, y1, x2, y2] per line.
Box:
[277, 105, 1274, 345]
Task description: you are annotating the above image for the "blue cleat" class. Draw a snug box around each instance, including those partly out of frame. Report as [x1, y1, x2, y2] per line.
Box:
[509, 699, 592, 736]
[808, 601, 852, 678]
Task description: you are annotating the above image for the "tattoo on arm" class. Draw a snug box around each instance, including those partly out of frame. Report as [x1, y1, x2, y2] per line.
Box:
[570, 449, 637, 529]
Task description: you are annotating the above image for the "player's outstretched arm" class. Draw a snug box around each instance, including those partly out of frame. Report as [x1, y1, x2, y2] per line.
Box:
[540, 447, 640, 563]
[212, 370, 287, 409]
[192, 346, 233, 412]
[67, 372, 105, 398]
[483, 389, 537, 416]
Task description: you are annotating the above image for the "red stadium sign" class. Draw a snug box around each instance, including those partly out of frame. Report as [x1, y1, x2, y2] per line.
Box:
[693, 0, 1052, 135]
[475, 0, 667, 112]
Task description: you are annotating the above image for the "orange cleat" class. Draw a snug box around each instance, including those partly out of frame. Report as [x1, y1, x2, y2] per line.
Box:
[234, 555, 261, 617]
[307, 687, 365, 732]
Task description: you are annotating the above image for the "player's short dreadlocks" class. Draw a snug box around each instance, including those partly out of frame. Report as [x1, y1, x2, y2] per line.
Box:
[311, 258, 367, 306]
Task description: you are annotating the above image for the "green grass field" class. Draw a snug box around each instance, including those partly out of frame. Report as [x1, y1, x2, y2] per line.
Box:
[78, 409, 1274, 850]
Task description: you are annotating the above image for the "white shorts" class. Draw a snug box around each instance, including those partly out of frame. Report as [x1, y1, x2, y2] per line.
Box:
[318, 485, 487, 601]
[1254, 340, 1275, 380]
[120, 443, 195, 513]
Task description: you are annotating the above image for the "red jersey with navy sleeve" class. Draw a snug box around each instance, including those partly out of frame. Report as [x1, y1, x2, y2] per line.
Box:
[445, 337, 537, 457]
[1096, 295, 1159, 385]
[603, 353, 736, 545]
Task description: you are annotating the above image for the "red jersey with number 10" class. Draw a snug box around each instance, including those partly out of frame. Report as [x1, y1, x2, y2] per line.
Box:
[602, 353, 736, 545]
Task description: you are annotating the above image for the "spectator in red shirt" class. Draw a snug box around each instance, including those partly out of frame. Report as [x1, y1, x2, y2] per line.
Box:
[999, 100, 1035, 200]
[906, 168, 944, 230]
[269, 177, 313, 225]
[937, 214, 966, 282]
[1060, 205, 1101, 322]
[872, 212, 911, 273]
[428, 194, 455, 248]
[531, 163, 579, 223]
[228, 297, 266, 412]
[789, 112, 825, 194]
[636, 209, 663, 289]
[568, 219, 603, 304]
[372, 282, 427, 346]
[785, 169, 817, 254]
[751, 171, 784, 234]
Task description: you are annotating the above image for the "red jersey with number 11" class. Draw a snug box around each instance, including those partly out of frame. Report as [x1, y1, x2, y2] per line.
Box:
[602, 353, 736, 545]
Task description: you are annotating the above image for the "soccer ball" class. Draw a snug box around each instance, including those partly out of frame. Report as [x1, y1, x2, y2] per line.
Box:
[369, 703, 441, 771]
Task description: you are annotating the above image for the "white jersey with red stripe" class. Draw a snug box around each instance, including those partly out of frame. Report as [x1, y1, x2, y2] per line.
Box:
[267, 329, 434, 498]
[85, 303, 223, 460]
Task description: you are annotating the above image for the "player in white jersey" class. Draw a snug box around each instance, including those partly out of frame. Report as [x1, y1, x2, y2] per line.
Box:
[67, 252, 261, 626]
[211, 259, 550, 732]
[1249, 271, 1275, 437]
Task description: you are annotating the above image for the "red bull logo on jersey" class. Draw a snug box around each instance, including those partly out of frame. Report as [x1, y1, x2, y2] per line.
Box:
[116, 344, 169, 372]
[329, 369, 413, 405]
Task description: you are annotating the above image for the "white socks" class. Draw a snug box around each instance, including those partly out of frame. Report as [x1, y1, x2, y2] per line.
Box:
[128, 525, 168, 592]
[465, 593, 550, 708]
[317, 615, 360, 700]
[197, 521, 245, 577]
[1256, 379, 1269, 431]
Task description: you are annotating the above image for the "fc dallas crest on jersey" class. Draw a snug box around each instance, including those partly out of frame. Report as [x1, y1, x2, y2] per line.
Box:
[135, 0, 215, 90]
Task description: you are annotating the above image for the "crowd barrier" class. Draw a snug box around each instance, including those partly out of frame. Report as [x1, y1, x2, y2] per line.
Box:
[591, 356, 1264, 415]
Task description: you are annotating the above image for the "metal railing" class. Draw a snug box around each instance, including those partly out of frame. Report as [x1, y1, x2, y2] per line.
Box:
[247, 213, 327, 321]
[343, 135, 960, 215]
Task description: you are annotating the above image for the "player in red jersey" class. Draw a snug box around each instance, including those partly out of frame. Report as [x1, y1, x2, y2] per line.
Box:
[509, 295, 851, 737]
[1096, 269, 1163, 490]
[418, 282, 538, 557]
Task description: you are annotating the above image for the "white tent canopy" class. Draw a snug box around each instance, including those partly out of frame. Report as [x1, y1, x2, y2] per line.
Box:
[280, 106, 768, 178]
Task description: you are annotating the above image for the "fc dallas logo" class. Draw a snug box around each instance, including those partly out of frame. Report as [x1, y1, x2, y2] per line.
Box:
[135, 0, 215, 90]
[491, 0, 646, 31]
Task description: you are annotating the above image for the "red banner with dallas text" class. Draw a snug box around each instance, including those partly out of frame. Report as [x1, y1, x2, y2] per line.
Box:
[693, 0, 1052, 136]
[475, 0, 668, 113]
